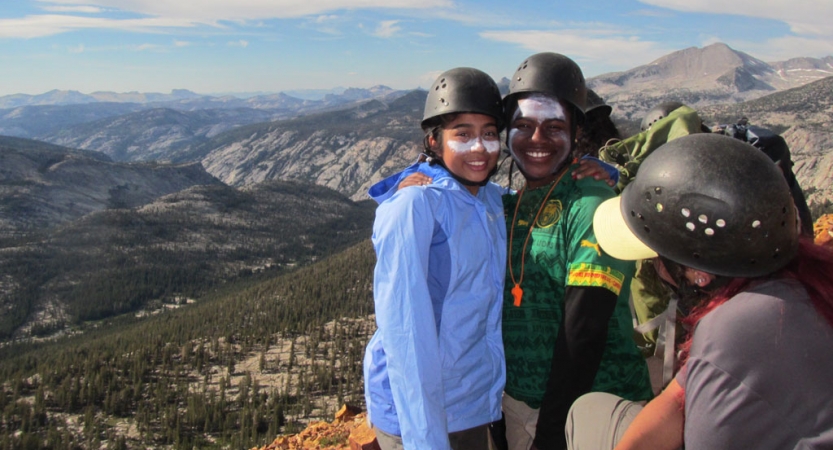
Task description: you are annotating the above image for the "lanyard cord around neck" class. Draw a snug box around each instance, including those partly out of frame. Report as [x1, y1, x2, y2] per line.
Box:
[508, 167, 569, 307]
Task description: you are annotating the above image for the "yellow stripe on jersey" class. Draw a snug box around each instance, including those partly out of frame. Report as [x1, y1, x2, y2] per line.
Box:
[568, 263, 625, 295]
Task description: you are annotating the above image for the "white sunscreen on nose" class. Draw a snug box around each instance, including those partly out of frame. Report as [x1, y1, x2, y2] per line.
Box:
[447, 137, 501, 154]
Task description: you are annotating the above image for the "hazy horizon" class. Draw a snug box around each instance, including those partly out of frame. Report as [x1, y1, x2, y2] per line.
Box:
[2, 0, 832, 97]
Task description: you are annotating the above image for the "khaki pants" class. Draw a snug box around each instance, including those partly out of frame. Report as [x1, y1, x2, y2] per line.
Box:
[502, 394, 539, 450]
[564, 392, 643, 450]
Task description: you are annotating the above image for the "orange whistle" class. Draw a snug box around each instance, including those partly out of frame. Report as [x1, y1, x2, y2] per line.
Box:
[512, 284, 523, 307]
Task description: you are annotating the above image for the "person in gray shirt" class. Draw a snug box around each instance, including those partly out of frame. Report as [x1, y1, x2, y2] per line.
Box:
[565, 133, 833, 450]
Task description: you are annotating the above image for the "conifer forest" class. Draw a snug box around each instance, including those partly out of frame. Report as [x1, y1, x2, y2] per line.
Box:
[0, 239, 377, 449]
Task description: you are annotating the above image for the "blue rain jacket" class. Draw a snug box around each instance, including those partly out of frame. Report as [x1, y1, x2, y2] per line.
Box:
[364, 162, 507, 449]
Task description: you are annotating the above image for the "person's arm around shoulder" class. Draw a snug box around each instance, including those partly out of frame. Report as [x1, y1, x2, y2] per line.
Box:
[372, 188, 452, 450]
[614, 379, 684, 450]
[574, 156, 619, 187]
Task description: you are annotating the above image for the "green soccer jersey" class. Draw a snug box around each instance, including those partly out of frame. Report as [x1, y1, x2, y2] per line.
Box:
[502, 166, 653, 408]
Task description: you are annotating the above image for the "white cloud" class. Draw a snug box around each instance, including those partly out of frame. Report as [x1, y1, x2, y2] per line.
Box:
[33, 0, 452, 21]
[228, 39, 249, 47]
[638, 0, 833, 37]
[67, 43, 84, 53]
[480, 30, 672, 69]
[134, 43, 160, 51]
[628, 8, 674, 18]
[41, 5, 104, 13]
[302, 14, 344, 35]
[0, 14, 198, 38]
[732, 35, 833, 61]
[173, 39, 191, 47]
[373, 20, 401, 38]
[4, 0, 453, 38]
[314, 15, 339, 24]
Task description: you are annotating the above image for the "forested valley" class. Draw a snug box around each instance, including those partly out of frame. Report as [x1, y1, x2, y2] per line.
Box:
[0, 239, 377, 449]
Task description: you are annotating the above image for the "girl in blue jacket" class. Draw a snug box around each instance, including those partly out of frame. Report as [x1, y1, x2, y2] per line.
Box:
[363, 67, 508, 450]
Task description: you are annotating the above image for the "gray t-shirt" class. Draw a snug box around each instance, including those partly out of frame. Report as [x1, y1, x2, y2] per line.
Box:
[677, 279, 833, 449]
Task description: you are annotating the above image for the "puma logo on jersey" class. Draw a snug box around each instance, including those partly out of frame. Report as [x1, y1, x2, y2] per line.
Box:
[581, 240, 602, 256]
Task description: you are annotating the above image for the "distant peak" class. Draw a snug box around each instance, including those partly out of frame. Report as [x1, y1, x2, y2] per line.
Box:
[703, 42, 732, 50]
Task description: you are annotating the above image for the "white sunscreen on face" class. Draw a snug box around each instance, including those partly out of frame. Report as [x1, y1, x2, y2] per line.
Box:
[512, 94, 566, 124]
[447, 137, 501, 154]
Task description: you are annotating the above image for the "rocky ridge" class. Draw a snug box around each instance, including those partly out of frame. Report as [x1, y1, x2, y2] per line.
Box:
[198, 91, 426, 201]
[0, 136, 223, 234]
[589, 43, 833, 121]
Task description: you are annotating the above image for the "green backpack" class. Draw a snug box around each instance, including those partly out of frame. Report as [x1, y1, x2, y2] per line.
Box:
[599, 105, 706, 193]
[598, 105, 706, 386]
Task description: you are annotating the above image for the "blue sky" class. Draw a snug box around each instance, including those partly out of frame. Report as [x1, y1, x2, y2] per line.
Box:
[1, 0, 832, 96]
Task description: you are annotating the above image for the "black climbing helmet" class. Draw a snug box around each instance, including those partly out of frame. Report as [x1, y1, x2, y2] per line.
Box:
[504, 52, 587, 119]
[585, 89, 612, 118]
[596, 133, 799, 278]
[640, 101, 685, 131]
[422, 67, 504, 131]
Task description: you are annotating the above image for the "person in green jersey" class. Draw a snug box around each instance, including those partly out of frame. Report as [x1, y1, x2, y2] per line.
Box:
[499, 53, 652, 450]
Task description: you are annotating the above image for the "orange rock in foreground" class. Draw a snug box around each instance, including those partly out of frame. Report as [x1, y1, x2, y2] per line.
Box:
[348, 418, 380, 450]
[253, 405, 379, 450]
[815, 214, 833, 249]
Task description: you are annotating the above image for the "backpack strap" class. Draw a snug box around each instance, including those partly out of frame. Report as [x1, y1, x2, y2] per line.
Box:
[631, 293, 679, 387]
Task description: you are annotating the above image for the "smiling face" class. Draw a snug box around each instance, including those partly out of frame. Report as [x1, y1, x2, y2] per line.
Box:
[507, 93, 574, 188]
[430, 113, 501, 195]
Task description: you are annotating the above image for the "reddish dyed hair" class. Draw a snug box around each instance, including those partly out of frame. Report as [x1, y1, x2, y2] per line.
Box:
[678, 238, 833, 367]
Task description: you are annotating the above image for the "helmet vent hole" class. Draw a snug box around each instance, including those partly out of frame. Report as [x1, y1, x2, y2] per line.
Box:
[645, 192, 652, 200]
[441, 83, 447, 89]
[630, 210, 636, 217]
[643, 225, 650, 233]
[704, 228, 715, 236]
[655, 203, 663, 213]
[752, 220, 761, 228]
[637, 213, 644, 220]
[750, 259, 757, 265]
[782, 207, 787, 214]
[681, 208, 691, 218]
[716, 219, 726, 228]
[686, 222, 696, 231]
[781, 221, 786, 227]
[764, 231, 770, 238]
[693, 252, 701, 259]
[655, 187, 662, 195]
[698, 214, 708, 224]
[773, 248, 781, 258]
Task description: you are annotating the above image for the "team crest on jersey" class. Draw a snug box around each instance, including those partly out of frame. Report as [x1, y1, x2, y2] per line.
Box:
[536, 200, 562, 228]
